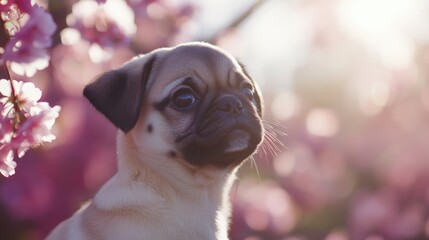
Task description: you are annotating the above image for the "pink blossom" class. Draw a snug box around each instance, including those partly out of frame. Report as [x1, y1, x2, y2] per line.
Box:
[2, 5, 56, 76]
[126, 0, 194, 20]
[0, 0, 31, 13]
[0, 147, 16, 177]
[0, 104, 13, 160]
[0, 79, 42, 114]
[67, 0, 135, 49]
[9, 57, 50, 77]
[0, 114, 13, 143]
[126, 0, 158, 16]
[1, 4, 24, 36]
[0, 101, 16, 177]
[74, 15, 129, 48]
[0, 79, 60, 177]
[14, 102, 61, 151]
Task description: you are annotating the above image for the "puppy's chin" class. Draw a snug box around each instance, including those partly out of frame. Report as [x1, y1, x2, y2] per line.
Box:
[224, 129, 251, 153]
[180, 123, 263, 168]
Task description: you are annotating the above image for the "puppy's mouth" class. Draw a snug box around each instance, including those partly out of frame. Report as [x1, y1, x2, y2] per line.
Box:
[179, 118, 263, 168]
[223, 129, 250, 153]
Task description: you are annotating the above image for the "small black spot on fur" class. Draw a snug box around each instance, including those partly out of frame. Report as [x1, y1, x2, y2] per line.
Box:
[147, 124, 153, 133]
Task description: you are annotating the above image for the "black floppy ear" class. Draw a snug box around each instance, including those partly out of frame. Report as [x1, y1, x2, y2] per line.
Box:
[83, 56, 156, 133]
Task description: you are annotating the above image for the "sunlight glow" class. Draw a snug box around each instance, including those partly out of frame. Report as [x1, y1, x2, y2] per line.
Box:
[336, 0, 422, 69]
[237, 0, 313, 87]
[306, 108, 339, 137]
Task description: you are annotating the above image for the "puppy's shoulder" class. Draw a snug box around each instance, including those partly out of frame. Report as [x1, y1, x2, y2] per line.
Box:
[93, 173, 166, 212]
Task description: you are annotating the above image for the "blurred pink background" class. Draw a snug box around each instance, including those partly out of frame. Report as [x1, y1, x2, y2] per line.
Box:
[1, 0, 429, 239]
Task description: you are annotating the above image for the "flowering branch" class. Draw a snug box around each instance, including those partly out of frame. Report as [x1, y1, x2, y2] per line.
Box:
[3, 63, 21, 126]
[0, 1, 60, 177]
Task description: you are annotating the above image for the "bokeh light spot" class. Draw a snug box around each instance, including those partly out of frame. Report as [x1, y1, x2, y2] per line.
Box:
[271, 92, 300, 121]
[244, 207, 270, 231]
[306, 108, 339, 137]
[325, 230, 348, 240]
[147, 3, 166, 20]
[89, 44, 113, 63]
[60, 28, 81, 45]
[273, 152, 296, 177]
[370, 81, 390, 108]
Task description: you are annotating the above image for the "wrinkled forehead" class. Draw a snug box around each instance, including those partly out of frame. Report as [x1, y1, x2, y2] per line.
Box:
[151, 44, 245, 92]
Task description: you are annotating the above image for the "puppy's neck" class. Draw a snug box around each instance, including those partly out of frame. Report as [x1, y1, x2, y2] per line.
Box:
[93, 131, 238, 239]
[116, 131, 237, 190]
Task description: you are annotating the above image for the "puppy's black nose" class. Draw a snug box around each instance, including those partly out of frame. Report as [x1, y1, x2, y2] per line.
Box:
[217, 96, 244, 116]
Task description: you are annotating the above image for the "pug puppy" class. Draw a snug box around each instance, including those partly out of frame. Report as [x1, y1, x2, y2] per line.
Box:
[47, 42, 264, 240]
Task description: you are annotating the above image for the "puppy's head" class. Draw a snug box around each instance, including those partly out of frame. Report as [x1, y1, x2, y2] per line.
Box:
[84, 42, 263, 168]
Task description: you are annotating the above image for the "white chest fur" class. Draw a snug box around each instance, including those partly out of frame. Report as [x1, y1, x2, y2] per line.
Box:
[47, 154, 238, 240]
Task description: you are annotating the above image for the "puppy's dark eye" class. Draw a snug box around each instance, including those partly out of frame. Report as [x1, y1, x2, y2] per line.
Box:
[241, 85, 255, 101]
[171, 88, 196, 109]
